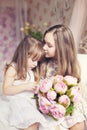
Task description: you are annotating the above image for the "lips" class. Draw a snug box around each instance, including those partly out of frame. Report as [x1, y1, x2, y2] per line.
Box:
[44, 51, 47, 54]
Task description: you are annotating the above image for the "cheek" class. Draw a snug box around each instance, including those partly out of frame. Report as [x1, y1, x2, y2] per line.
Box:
[46, 48, 55, 58]
[49, 47, 56, 54]
[51, 49, 56, 57]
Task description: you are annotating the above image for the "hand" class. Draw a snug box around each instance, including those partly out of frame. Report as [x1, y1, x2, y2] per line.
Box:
[34, 85, 40, 94]
[26, 82, 37, 92]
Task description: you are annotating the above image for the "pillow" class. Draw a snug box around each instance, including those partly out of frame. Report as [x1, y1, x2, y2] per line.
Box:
[77, 54, 87, 100]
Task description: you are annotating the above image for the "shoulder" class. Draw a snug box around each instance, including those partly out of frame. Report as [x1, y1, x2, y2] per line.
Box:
[5, 62, 17, 78]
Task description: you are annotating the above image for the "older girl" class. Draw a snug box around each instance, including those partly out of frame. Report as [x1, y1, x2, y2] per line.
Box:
[42, 24, 87, 130]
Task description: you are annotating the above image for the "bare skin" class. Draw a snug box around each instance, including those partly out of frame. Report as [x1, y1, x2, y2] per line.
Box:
[22, 123, 39, 130]
[69, 122, 85, 130]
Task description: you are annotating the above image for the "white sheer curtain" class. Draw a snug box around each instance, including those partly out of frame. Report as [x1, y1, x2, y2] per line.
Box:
[69, 0, 87, 50]
[15, 0, 28, 44]
[54, 0, 87, 50]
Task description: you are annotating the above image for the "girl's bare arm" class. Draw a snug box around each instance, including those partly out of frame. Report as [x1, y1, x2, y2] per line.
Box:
[3, 66, 36, 95]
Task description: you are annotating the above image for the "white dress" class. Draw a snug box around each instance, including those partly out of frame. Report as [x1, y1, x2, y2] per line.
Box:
[0, 70, 64, 130]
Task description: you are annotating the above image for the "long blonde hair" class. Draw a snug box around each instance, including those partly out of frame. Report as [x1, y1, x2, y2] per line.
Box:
[43, 25, 81, 82]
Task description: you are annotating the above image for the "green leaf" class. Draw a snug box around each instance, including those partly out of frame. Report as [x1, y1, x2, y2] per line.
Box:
[29, 31, 43, 40]
[65, 102, 74, 116]
[66, 89, 71, 97]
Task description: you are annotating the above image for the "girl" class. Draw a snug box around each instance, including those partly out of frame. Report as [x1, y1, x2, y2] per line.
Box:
[42, 24, 87, 130]
[0, 35, 47, 130]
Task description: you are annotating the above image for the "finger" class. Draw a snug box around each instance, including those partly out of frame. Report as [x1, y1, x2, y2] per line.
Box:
[34, 86, 40, 94]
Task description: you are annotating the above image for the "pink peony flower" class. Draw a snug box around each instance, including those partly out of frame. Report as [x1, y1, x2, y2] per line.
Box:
[39, 78, 53, 93]
[54, 81, 67, 94]
[49, 104, 66, 120]
[38, 96, 51, 114]
[58, 95, 70, 108]
[46, 90, 57, 101]
[64, 75, 78, 86]
[70, 86, 82, 104]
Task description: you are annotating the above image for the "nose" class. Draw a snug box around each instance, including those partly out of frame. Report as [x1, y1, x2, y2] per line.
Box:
[43, 44, 47, 51]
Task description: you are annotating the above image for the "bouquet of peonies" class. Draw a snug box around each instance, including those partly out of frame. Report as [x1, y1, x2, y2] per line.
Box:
[34, 75, 82, 120]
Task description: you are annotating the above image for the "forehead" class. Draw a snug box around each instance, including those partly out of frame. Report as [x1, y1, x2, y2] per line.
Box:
[44, 32, 55, 44]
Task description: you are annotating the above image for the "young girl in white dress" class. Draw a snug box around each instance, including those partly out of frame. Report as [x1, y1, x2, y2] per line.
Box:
[0, 35, 48, 130]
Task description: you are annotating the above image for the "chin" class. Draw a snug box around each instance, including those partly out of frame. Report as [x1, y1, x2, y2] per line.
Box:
[45, 55, 49, 58]
[45, 54, 49, 57]
[45, 55, 52, 58]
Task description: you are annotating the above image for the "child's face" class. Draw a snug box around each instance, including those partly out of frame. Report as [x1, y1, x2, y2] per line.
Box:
[43, 32, 56, 58]
[27, 57, 38, 70]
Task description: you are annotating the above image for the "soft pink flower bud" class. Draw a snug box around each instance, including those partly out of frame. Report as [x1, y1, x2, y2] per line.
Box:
[49, 104, 66, 120]
[58, 95, 70, 108]
[54, 81, 67, 94]
[39, 78, 53, 93]
[64, 75, 77, 86]
[70, 86, 82, 104]
[55, 75, 64, 82]
[47, 90, 57, 101]
[38, 96, 51, 114]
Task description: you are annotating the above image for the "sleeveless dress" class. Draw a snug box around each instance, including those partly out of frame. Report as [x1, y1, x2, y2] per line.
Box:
[46, 60, 87, 129]
[0, 69, 64, 130]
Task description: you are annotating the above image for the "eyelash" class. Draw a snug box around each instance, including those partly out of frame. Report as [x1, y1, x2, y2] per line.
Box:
[48, 45, 53, 47]
[44, 42, 52, 47]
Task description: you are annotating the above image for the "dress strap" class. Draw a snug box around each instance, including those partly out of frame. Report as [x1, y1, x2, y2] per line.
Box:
[27, 70, 34, 81]
[10, 62, 17, 70]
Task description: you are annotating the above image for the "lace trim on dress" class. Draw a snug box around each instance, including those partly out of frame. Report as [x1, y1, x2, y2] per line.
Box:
[46, 60, 58, 78]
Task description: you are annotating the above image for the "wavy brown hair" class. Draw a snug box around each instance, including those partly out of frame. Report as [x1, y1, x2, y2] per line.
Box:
[7, 35, 44, 81]
[42, 25, 81, 82]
